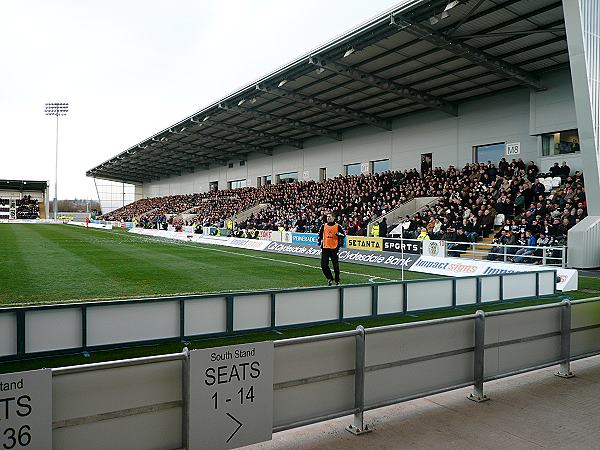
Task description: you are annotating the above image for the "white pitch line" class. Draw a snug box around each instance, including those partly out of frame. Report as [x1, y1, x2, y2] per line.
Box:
[130, 233, 394, 281]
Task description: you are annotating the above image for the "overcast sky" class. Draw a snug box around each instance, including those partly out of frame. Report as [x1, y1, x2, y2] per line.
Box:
[0, 0, 400, 199]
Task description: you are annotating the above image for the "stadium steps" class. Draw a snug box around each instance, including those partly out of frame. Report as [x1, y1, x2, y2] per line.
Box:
[139, 207, 160, 219]
[463, 235, 496, 260]
[228, 203, 271, 224]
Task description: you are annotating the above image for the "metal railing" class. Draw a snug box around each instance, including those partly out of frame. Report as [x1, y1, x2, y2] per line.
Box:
[45, 296, 600, 449]
[446, 241, 567, 267]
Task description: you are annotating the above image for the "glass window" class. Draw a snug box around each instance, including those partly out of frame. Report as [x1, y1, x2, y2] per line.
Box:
[542, 130, 580, 156]
[345, 163, 361, 176]
[265, 175, 272, 185]
[209, 181, 219, 192]
[475, 143, 505, 163]
[277, 172, 298, 184]
[371, 159, 390, 174]
[228, 179, 247, 190]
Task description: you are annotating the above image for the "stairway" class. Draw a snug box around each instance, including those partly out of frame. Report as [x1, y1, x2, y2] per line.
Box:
[467, 235, 495, 260]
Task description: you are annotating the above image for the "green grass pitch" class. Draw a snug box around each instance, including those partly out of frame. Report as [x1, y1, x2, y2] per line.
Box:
[0, 224, 432, 305]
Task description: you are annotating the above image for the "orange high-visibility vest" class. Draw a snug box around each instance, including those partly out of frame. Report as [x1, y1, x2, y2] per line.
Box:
[322, 224, 339, 249]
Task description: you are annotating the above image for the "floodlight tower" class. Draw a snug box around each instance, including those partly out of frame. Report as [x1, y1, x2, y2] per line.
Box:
[44, 102, 69, 220]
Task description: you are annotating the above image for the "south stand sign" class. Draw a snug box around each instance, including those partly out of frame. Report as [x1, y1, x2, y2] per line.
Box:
[188, 341, 274, 449]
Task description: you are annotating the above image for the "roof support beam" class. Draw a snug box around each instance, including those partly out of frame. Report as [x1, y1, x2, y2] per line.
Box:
[89, 173, 147, 184]
[255, 83, 391, 131]
[189, 118, 273, 155]
[149, 142, 222, 168]
[218, 103, 342, 141]
[92, 168, 153, 183]
[201, 117, 303, 149]
[389, 14, 544, 91]
[308, 56, 457, 116]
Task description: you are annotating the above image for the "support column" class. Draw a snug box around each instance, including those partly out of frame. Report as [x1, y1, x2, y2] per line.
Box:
[564, 0, 600, 267]
[468, 310, 489, 402]
[347, 326, 372, 435]
[555, 301, 575, 378]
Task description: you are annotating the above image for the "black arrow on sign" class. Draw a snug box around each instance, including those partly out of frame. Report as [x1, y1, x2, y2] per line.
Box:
[226, 412, 243, 443]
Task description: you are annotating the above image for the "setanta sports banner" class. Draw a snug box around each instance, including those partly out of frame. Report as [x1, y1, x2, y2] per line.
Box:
[345, 236, 383, 251]
[382, 238, 421, 255]
[264, 242, 418, 270]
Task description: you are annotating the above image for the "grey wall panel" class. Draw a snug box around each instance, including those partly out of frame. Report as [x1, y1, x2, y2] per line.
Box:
[0, 313, 16, 357]
[456, 278, 477, 305]
[52, 361, 181, 422]
[539, 272, 556, 296]
[377, 284, 404, 314]
[275, 289, 338, 326]
[343, 286, 372, 318]
[571, 301, 600, 357]
[486, 309, 561, 345]
[571, 301, 600, 329]
[53, 407, 181, 450]
[366, 321, 474, 368]
[480, 276, 500, 302]
[365, 353, 473, 406]
[485, 309, 561, 377]
[406, 280, 453, 311]
[185, 297, 227, 336]
[572, 329, 600, 357]
[530, 69, 578, 135]
[26, 308, 82, 353]
[87, 301, 179, 346]
[502, 273, 537, 300]
[274, 337, 355, 384]
[496, 338, 561, 376]
[233, 294, 271, 331]
[274, 377, 354, 428]
[273, 337, 355, 427]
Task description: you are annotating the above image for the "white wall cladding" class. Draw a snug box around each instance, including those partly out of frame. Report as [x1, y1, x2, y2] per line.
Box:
[143, 70, 577, 198]
[564, 0, 600, 215]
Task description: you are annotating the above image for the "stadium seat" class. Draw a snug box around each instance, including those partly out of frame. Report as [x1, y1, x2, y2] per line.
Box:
[552, 176, 562, 188]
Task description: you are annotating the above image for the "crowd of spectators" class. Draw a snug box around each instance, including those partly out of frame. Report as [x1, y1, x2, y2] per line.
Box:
[396, 159, 585, 261]
[15, 195, 40, 219]
[101, 158, 586, 260]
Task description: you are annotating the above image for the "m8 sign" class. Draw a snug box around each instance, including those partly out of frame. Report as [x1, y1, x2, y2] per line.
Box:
[0, 370, 52, 450]
[188, 342, 274, 450]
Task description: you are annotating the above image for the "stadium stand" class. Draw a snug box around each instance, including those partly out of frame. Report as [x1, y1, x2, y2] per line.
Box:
[100, 158, 586, 252]
[15, 195, 40, 219]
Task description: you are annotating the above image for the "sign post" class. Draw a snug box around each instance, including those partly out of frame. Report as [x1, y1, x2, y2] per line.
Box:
[188, 341, 274, 450]
[0, 369, 52, 450]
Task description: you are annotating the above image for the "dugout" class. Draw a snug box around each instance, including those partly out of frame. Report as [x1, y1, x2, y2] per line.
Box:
[87, 0, 600, 267]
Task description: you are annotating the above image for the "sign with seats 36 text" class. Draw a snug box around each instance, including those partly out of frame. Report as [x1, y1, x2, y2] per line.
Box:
[0, 369, 52, 450]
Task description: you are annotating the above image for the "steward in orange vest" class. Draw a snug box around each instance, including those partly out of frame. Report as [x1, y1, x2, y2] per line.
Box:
[318, 212, 346, 285]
